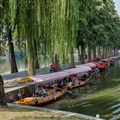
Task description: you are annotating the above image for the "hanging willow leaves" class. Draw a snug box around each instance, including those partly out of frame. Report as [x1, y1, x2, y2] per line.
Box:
[9, 0, 79, 75]
[1, 0, 120, 75]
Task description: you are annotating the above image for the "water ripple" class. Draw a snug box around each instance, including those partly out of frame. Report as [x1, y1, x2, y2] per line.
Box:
[111, 103, 120, 109]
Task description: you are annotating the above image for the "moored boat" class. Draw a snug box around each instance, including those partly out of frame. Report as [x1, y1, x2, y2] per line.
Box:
[14, 71, 69, 106]
[14, 88, 65, 107]
[14, 67, 93, 106]
[62, 66, 93, 89]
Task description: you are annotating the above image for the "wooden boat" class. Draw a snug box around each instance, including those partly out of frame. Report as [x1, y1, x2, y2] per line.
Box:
[51, 66, 92, 89]
[61, 66, 93, 90]
[65, 73, 94, 90]
[14, 88, 65, 107]
[14, 71, 69, 106]
[14, 67, 93, 106]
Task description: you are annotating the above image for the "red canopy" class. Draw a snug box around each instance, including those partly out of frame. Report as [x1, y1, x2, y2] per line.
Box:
[91, 62, 106, 68]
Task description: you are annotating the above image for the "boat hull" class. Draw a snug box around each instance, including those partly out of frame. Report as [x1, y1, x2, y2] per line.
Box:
[14, 90, 65, 107]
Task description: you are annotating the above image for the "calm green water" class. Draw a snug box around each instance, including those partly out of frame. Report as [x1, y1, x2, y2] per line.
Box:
[0, 56, 25, 74]
[0, 52, 79, 74]
[45, 60, 120, 120]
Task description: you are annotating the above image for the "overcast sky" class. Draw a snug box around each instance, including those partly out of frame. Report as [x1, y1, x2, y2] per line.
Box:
[113, 0, 120, 16]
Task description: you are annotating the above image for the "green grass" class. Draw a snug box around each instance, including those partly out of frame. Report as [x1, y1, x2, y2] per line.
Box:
[0, 106, 87, 120]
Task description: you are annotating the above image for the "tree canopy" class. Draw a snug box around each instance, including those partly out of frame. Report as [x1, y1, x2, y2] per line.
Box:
[0, 0, 120, 75]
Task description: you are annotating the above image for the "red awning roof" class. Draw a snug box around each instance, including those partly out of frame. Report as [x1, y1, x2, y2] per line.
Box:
[29, 66, 91, 84]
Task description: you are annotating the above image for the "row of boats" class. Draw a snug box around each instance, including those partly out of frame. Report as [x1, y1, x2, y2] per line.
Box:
[14, 57, 115, 107]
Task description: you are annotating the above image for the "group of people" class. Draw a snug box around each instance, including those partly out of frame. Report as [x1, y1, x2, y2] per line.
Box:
[35, 65, 89, 96]
[58, 73, 89, 89]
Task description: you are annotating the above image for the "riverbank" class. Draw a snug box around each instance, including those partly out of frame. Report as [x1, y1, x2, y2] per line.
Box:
[0, 105, 87, 120]
[7, 103, 105, 120]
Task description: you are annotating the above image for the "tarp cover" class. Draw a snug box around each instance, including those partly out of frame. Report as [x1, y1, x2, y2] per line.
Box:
[29, 71, 69, 84]
[76, 63, 96, 68]
[63, 66, 91, 75]
[102, 58, 111, 62]
[91, 62, 100, 67]
[29, 66, 91, 84]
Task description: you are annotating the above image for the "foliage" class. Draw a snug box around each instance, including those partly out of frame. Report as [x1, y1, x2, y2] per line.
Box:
[0, 0, 120, 75]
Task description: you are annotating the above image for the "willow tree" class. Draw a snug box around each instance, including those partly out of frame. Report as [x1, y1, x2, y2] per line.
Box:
[35, 0, 79, 70]
[11, 0, 79, 76]
[41, 0, 79, 68]
[15, 0, 40, 76]
[0, 0, 18, 73]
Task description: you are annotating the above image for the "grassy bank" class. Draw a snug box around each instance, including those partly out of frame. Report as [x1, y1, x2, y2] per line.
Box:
[47, 65, 120, 120]
[0, 106, 87, 120]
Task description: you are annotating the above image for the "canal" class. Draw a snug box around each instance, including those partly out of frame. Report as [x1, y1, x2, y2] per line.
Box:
[45, 60, 120, 120]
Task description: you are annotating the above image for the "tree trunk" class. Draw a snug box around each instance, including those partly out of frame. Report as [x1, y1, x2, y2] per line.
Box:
[113, 47, 116, 56]
[70, 47, 75, 68]
[102, 47, 105, 59]
[77, 46, 81, 61]
[93, 47, 97, 61]
[26, 39, 35, 76]
[97, 46, 101, 59]
[0, 75, 7, 106]
[102, 46, 107, 58]
[54, 54, 60, 71]
[105, 47, 108, 58]
[81, 45, 85, 64]
[34, 40, 39, 69]
[88, 45, 92, 62]
[108, 47, 112, 57]
[7, 24, 18, 73]
[50, 55, 54, 65]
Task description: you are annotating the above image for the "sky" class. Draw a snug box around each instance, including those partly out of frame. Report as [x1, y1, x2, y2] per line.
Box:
[113, 0, 120, 16]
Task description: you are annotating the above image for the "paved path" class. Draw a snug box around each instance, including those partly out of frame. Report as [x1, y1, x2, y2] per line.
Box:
[8, 103, 104, 120]
[2, 61, 83, 81]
